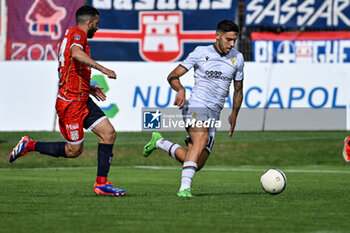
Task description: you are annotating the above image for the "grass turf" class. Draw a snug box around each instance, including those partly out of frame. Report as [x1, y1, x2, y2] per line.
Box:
[0, 131, 350, 233]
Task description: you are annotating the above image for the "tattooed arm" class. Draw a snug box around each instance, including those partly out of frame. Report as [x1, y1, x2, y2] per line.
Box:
[71, 45, 116, 79]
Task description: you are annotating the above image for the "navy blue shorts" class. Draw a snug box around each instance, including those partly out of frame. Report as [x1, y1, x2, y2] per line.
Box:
[83, 97, 107, 130]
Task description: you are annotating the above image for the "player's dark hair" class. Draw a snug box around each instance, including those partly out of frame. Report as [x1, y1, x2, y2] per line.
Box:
[216, 19, 239, 34]
[75, 5, 100, 25]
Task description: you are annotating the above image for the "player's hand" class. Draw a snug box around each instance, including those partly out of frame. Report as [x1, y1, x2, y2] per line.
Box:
[174, 88, 186, 109]
[228, 113, 237, 137]
[90, 85, 106, 101]
[102, 68, 117, 79]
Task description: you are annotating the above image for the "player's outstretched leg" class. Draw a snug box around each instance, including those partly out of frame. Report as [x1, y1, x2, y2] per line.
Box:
[9, 136, 35, 163]
[94, 181, 126, 196]
[343, 136, 350, 162]
[143, 132, 163, 157]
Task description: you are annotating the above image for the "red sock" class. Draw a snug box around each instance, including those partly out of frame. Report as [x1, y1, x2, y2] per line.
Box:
[26, 140, 36, 152]
[96, 176, 107, 184]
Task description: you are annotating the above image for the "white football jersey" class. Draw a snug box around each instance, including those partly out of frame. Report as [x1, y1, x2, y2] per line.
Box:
[180, 44, 244, 112]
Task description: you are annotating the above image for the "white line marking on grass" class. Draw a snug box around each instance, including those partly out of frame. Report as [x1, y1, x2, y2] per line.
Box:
[1, 166, 350, 174]
[132, 166, 350, 174]
[283, 169, 350, 174]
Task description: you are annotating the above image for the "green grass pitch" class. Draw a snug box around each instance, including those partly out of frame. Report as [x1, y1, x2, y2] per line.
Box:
[1, 131, 350, 233]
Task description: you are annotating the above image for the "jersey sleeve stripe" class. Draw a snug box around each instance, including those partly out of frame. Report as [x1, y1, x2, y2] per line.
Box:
[69, 43, 83, 50]
[179, 64, 189, 71]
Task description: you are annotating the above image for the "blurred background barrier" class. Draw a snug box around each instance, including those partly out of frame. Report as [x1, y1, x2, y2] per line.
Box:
[1, 0, 350, 62]
[0, 0, 349, 131]
[0, 61, 348, 131]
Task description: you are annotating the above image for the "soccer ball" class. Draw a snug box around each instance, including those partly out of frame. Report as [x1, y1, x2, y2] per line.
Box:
[260, 168, 287, 195]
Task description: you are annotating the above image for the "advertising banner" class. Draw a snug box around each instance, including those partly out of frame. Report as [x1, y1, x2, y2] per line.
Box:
[87, 0, 237, 61]
[0, 62, 348, 131]
[6, 0, 83, 60]
[0, 61, 58, 131]
[245, 0, 350, 28]
[252, 31, 350, 63]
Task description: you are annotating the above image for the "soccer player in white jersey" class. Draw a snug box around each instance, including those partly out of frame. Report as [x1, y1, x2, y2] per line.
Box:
[142, 19, 244, 197]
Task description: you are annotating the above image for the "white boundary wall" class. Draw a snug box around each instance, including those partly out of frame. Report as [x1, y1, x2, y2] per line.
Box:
[0, 0, 7, 60]
[0, 61, 349, 131]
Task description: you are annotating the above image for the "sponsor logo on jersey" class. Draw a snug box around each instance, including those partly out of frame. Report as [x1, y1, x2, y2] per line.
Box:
[205, 70, 222, 77]
[66, 123, 79, 130]
[205, 70, 232, 81]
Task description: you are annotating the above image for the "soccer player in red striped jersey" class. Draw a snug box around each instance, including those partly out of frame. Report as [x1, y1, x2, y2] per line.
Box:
[9, 6, 125, 196]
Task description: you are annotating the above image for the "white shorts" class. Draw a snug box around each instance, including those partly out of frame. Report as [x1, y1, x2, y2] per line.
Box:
[182, 100, 220, 153]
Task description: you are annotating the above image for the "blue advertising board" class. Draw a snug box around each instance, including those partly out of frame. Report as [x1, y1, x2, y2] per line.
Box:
[245, 0, 350, 29]
[252, 31, 350, 63]
[88, 0, 237, 61]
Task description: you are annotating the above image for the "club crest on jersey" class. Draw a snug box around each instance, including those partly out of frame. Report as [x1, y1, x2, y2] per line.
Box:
[74, 34, 81, 41]
[231, 58, 235, 65]
[70, 130, 79, 141]
[193, 113, 197, 120]
[25, 0, 67, 40]
[94, 11, 215, 62]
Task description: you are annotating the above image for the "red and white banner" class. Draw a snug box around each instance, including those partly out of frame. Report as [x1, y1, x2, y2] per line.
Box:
[6, 0, 83, 60]
[252, 31, 350, 63]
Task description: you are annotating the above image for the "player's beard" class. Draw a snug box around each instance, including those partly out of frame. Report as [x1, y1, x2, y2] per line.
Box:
[87, 27, 97, 38]
[219, 43, 229, 55]
[217, 40, 230, 55]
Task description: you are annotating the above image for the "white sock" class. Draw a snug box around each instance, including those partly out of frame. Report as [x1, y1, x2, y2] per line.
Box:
[179, 161, 198, 192]
[156, 138, 181, 159]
